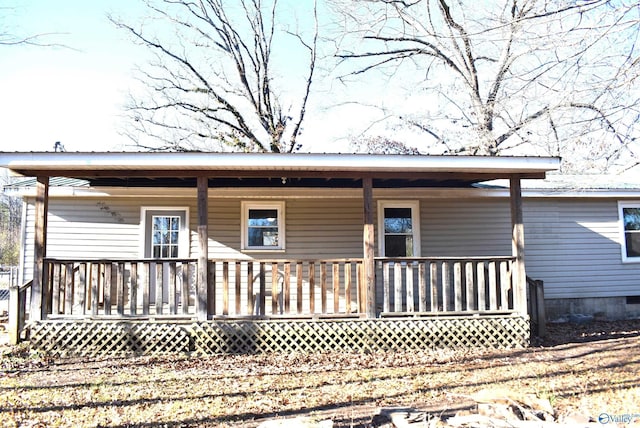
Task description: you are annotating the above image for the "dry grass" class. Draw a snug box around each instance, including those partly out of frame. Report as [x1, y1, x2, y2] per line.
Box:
[1, 320, 639, 427]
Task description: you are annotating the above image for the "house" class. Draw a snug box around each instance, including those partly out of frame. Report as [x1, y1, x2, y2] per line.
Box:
[1, 151, 567, 355]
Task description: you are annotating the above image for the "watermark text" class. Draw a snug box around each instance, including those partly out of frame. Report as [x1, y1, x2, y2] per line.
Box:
[598, 413, 640, 425]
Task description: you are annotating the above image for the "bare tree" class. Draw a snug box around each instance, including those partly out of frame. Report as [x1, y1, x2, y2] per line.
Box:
[334, 0, 640, 172]
[350, 136, 420, 154]
[1, 5, 67, 48]
[112, 0, 319, 153]
[0, 172, 22, 267]
[0, 30, 55, 47]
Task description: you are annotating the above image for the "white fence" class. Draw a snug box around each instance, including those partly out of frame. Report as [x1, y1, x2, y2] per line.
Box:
[0, 266, 19, 291]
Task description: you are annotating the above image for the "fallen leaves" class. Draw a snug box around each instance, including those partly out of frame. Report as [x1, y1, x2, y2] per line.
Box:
[0, 320, 638, 427]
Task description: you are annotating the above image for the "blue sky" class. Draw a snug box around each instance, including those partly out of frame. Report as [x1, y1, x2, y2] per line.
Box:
[0, 0, 405, 153]
[0, 0, 148, 151]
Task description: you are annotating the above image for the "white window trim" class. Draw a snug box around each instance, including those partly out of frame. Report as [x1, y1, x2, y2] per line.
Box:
[618, 201, 640, 263]
[377, 200, 421, 257]
[241, 201, 286, 251]
[140, 207, 190, 258]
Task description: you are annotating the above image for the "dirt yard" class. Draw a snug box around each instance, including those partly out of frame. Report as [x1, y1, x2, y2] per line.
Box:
[1, 320, 639, 427]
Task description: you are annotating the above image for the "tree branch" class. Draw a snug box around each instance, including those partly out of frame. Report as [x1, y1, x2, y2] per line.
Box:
[112, 0, 318, 152]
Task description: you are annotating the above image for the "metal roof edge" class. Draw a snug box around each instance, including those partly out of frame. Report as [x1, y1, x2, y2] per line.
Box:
[0, 152, 560, 174]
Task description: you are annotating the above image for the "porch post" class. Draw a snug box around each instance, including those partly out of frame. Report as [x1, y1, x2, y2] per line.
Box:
[362, 176, 376, 318]
[30, 176, 49, 321]
[510, 175, 527, 314]
[196, 176, 209, 320]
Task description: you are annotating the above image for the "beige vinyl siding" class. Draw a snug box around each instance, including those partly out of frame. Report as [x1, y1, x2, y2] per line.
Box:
[199, 198, 364, 260]
[421, 198, 512, 257]
[524, 199, 640, 299]
[286, 199, 363, 259]
[45, 198, 142, 258]
[200, 199, 244, 259]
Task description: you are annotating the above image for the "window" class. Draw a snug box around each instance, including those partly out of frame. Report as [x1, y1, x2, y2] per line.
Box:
[242, 201, 285, 251]
[142, 208, 189, 258]
[620, 202, 640, 262]
[378, 201, 420, 257]
[151, 215, 180, 258]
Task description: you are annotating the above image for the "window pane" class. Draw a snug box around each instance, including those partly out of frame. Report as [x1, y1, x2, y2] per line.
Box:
[384, 208, 412, 233]
[385, 235, 413, 257]
[626, 232, 640, 257]
[248, 209, 278, 227]
[624, 208, 640, 231]
[248, 227, 278, 247]
[262, 230, 279, 246]
[170, 246, 178, 258]
[170, 217, 179, 231]
[248, 229, 263, 247]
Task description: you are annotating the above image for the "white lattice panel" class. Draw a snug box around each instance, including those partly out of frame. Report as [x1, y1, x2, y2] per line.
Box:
[28, 316, 529, 357]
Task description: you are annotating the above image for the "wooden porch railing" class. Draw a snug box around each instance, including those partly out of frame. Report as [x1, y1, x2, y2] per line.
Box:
[8, 279, 31, 344]
[7, 256, 522, 342]
[42, 259, 198, 318]
[376, 257, 516, 316]
[208, 259, 364, 317]
[41, 258, 364, 319]
[527, 276, 546, 337]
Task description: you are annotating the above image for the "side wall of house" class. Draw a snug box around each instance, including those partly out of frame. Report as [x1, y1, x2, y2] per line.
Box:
[524, 197, 640, 319]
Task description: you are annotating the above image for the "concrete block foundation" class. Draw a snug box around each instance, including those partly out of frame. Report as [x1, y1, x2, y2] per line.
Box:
[545, 297, 640, 321]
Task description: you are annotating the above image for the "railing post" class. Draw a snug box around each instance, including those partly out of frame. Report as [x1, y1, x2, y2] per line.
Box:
[197, 176, 209, 320]
[510, 175, 528, 315]
[8, 284, 26, 345]
[529, 278, 547, 337]
[362, 176, 376, 318]
[31, 176, 49, 321]
[535, 280, 546, 336]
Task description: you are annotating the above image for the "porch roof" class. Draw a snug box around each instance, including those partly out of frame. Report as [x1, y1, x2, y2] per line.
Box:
[0, 152, 559, 187]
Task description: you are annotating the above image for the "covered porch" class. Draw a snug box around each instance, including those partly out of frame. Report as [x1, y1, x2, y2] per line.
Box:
[2, 152, 558, 354]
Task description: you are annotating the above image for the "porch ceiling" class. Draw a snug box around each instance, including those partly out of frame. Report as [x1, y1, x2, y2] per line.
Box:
[0, 152, 560, 186]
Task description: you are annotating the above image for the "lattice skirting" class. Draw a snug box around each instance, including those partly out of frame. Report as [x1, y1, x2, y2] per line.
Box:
[29, 321, 191, 357]
[29, 316, 530, 357]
